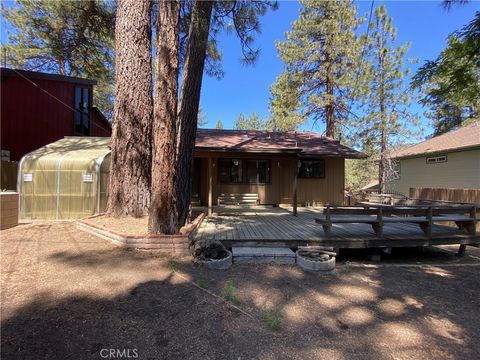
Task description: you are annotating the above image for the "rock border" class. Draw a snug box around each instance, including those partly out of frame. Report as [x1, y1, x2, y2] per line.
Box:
[76, 212, 205, 256]
[296, 250, 336, 272]
[196, 250, 233, 270]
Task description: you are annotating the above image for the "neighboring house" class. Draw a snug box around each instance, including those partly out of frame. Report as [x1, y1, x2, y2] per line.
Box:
[360, 180, 379, 194]
[387, 122, 480, 196]
[193, 129, 365, 206]
[1, 67, 111, 161]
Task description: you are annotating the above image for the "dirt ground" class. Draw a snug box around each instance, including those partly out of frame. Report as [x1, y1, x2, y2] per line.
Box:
[1, 221, 479, 360]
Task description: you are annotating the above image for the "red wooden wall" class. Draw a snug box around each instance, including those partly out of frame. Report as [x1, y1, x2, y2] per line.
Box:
[1, 69, 111, 161]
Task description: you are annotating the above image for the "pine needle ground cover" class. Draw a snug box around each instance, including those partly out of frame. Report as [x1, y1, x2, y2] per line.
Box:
[1, 222, 480, 359]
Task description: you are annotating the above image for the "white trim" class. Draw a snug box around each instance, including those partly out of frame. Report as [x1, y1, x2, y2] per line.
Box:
[17, 155, 27, 214]
[95, 152, 109, 213]
[55, 155, 67, 219]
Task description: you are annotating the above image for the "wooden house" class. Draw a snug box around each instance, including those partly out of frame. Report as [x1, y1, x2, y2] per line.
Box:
[193, 129, 366, 208]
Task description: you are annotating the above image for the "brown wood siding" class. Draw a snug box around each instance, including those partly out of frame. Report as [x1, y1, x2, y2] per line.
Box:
[194, 155, 345, 206]
[280, 158, 344, 205]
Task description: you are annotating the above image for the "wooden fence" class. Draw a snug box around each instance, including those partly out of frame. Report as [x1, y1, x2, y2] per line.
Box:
[409, 187, 480, 205]
[1, 161, 18, 191]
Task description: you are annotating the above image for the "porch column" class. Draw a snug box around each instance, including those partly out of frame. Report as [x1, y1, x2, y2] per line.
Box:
[293, 158, 298, 216]
[208, 157, 213, 216]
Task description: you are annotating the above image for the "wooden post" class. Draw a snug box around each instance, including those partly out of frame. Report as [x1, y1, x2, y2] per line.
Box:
[458, 244, 467, 257]
[208, 157, 213, 216]
[293, 159, 298, 216]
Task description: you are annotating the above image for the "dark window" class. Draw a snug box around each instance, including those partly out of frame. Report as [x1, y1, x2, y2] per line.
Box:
[74, 87, 91, 136]
[218, 159, 243, 183]
[218, 159, 271, 184]
[246, 159, 271, 184]
[299, 159, 325, 178]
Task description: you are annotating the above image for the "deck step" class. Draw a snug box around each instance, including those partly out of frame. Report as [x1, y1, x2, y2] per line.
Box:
[218, 193, 259, 206]
[232, 247, 295, 265]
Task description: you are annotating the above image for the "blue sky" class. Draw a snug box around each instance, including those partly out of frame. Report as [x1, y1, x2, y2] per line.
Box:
[199, 0, 479, 135]
[1, 0, 478, 136]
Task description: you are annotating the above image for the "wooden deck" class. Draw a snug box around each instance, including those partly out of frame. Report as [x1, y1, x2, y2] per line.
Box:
[194, 207, 480, 249]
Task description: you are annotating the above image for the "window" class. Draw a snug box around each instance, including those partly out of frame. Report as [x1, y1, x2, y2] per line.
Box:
[74, 87, 91, 136]
[426, 155, 447, 164]
[218, 158, 271, 184]
[246, 159, 271, 184]
[218, 159, 243, 183]
[299, 159, 325, 178]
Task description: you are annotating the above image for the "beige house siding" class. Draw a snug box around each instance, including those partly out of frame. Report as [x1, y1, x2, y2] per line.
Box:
[388, 148, 480, 196]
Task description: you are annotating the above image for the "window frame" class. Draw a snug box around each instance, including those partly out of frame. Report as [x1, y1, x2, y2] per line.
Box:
[246, 159, 271, 184]
[217, 158, 272, 185]
[426, 154, 447, 164]
[298, 159, 326, 179]
[217, 158, 243, 184]
[73, 86, 91, 136]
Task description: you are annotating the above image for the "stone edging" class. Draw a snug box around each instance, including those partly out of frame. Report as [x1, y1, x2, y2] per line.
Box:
[76, 212, 205, 256]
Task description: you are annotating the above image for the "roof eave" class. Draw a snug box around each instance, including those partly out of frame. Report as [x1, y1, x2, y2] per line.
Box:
[392, 144, 480, 159]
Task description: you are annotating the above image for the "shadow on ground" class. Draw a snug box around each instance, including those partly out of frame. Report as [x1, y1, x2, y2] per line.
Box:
[1, 223, 480, 359]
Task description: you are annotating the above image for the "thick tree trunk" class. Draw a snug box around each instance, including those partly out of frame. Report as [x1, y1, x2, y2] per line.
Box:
[148, 0, 180, 234]
[107, 0, 153, 217]
[176, 0, 213, 226]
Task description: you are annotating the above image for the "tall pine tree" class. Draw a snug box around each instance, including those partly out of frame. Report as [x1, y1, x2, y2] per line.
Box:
[270, 0, 364, 138]
[235, 112, 265, 130]
[149, 0, 180, 234]
[175, 0, 276, 226]
[412, 12, 479, 135]
[358, 4, 419, 194]
[107, 0, 153, 216]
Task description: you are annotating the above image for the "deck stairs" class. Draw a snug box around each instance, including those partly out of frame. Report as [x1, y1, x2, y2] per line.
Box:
[231, 247, 295, 264]
[217, 193, 259, 206]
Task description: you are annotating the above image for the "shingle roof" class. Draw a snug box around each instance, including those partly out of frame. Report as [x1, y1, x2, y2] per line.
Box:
[391, 122, 480, 159]
[195, 129, 366, 158]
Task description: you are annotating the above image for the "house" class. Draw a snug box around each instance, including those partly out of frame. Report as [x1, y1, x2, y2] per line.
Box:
[193, 129, 366, 207]
[360, 180, 379, 194]
[1, 67, 111, 162]
[387, 122, 480, 196]
[17, 130, 365, 219]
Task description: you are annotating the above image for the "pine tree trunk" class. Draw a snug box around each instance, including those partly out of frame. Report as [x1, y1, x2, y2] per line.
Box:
[325, 64, 335, 138]
[107, 0, 153, 217]
[378, 49, 387, 195]
[176, 0, 213, 226]
[148, 0, 180, 234]
[379, 127, 386, 194]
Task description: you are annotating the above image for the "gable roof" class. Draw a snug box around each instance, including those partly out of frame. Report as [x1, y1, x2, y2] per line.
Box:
[195, 129, 366, 158]
[391, 122, 480, 159]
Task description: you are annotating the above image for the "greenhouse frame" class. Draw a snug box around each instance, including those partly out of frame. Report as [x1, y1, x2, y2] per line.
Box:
[18, 137, 111, 220]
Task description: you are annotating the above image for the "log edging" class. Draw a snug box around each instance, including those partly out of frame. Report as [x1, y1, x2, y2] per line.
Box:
[76, 212, 205, 255]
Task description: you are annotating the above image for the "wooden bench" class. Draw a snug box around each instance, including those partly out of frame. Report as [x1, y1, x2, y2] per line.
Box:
[315, 205, 477, 239]
[217, 193, 259, 206]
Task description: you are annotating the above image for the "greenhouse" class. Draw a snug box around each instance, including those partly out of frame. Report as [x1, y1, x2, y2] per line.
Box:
[18, 137, 111, 220]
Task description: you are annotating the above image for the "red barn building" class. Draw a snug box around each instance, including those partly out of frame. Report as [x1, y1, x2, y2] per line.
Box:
[1, 68, 111, 161]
